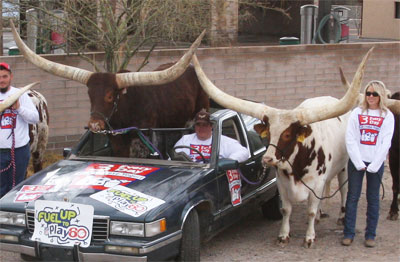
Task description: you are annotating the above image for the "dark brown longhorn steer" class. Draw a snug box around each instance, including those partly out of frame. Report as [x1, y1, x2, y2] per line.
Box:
[11, 21, 208, 157]
[388, 91, 400, 220]
[192, 49, 373, 248]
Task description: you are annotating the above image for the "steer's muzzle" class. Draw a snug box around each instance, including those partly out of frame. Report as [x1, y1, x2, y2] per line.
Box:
[88, 119, 105, 132]
[262, 154, 277, 167]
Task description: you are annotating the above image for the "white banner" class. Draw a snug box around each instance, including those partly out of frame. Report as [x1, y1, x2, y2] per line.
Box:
[31, 200, 94, 248]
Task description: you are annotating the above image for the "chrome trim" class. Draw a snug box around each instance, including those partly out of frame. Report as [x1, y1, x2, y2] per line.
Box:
[180, 199, 210, 231]
[138, 231, 182, 254]
[0, 242, 36, 257]
[78, 251, 147, 262]
[256, 177, 277, 193]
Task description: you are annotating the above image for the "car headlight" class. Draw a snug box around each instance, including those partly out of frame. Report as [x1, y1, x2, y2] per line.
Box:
[0, 211, 26, 227]
[110, 221, 144, 237]
[110, 218, 166, 237]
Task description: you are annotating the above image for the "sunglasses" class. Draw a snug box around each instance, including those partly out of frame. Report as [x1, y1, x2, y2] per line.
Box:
[366, 91, 379, 97]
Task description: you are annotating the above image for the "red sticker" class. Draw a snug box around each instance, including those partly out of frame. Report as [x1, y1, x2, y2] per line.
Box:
[226, 170, 242, 206]
[70, 163, 159, 190]
[14, 185, 54, 202]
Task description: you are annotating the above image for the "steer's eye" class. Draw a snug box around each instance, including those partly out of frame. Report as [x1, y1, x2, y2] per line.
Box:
[104, 92, 114, 103]
[282, 131, 291, 141]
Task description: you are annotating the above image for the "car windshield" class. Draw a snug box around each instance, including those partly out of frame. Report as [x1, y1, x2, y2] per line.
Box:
[73, 127, 195, 161]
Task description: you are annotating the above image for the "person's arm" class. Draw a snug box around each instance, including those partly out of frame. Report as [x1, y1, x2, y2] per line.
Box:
[220, 136, 249, 163]
[16, 92, 39, 124]
[367, 112, 395, 173]
[345, 109, 366, 170]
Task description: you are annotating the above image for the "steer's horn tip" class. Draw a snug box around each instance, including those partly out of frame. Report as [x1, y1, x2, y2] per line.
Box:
[339, 67, 347, 85]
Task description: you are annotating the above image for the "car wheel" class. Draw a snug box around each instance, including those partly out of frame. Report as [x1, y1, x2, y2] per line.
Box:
[261, 192, 283, 220]
[20, 254, 40, 261]
[177, 209, 200, 262]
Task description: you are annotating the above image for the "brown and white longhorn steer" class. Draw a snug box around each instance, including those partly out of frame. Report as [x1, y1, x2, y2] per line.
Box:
[27, 90, 49, 173]
[192, 48, 373, 248]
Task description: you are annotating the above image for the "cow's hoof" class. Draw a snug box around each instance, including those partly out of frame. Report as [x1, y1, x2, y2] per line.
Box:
[336, 218, 345, 225]
[276, 236, 289, 247]
[387, 212, 399, 221]
[303, 238, 315, 248]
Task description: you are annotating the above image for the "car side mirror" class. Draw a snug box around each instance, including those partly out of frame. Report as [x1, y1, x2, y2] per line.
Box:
[63, 148, 71, 158]
[218, 158, 239, 171]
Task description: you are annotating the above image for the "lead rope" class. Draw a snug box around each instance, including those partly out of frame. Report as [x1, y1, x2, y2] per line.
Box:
[0, 112, 17, 187]
[268, 143, 385, 200]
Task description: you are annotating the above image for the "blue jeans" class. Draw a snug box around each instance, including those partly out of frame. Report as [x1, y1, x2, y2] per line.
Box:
[343, 160, 384, 240]
[0, 143, 30, 198]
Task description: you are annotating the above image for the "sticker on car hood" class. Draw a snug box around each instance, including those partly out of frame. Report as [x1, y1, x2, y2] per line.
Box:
[69, 163, 160, 190]
[31, 200, 94, 248]
[90, 185, 165, 217]
[14, 185, 55, 202]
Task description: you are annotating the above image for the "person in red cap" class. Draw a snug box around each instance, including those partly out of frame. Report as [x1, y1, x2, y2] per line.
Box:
[174, 109, 249, 163]
[0, 62, 39, 198]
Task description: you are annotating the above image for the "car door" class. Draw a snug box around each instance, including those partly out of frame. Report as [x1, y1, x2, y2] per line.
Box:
[214, 112, 253, 226]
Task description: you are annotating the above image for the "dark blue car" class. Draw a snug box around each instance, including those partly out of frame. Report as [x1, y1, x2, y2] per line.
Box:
[0, 109, 281, 261]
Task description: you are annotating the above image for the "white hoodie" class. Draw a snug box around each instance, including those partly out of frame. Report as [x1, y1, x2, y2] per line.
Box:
[345, 107, 394, 173]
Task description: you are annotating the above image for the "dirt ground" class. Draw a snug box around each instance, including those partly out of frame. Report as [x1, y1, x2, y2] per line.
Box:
[200, 161, 400, 262]
[1, 161, 399, 262]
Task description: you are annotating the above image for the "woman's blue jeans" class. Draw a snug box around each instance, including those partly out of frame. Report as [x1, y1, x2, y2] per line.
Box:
[343, 160, 384, 240]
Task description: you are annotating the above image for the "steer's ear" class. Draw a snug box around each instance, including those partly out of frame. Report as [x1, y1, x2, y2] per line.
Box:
[254, 123, 269, 138]
[297, 125, 312, 143]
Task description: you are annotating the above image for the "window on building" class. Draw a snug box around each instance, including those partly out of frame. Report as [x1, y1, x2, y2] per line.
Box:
[396, 2, 400, 19]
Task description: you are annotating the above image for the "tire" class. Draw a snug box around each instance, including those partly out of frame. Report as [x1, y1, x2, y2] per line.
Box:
[261, 192, 283, 220]
[177, 209, 200, 262]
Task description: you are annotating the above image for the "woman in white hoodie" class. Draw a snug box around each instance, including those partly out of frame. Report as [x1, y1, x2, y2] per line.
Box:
[342, 81, 394, 248]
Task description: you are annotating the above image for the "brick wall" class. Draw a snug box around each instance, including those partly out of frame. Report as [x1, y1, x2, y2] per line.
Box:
[2, 42, 399, 153]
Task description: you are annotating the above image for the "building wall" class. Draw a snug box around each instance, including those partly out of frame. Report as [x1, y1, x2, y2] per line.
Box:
[362, 0, 400, 40]
[2, 42, 399, 152]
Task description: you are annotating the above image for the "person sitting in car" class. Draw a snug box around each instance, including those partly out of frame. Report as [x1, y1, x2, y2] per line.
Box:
[174, 109, 249, 163]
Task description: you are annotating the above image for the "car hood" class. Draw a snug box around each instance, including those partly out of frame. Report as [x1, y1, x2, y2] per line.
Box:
[0, 159, 208, 220]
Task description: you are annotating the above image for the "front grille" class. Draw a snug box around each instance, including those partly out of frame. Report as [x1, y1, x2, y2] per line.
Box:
[26, 210, 109, 242]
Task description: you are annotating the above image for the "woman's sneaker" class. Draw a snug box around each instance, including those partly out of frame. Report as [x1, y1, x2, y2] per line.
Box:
[364, 239, 375, 248]
[341, 238, 353, 246]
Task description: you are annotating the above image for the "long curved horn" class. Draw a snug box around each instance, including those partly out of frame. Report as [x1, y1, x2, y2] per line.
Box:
[0, 82, 39, 112]
[297, 47, 373, 125]
[192, 55, 275, 120]
[193, 47, 373, 125]
[11, 21, 92, 85]
[339, 65, 400, 114]
[116, 30, 206, 89]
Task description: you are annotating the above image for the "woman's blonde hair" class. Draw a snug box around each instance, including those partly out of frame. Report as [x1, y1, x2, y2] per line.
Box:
[360, 80, 389, 115]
